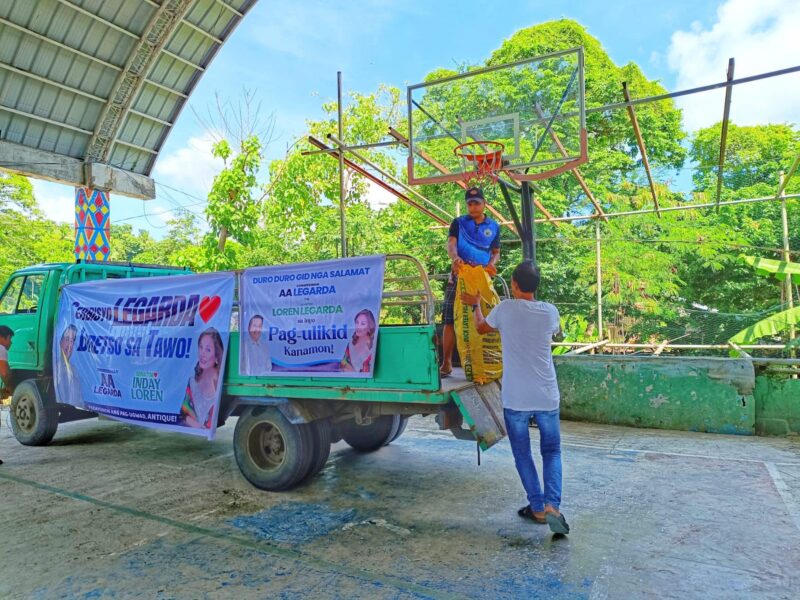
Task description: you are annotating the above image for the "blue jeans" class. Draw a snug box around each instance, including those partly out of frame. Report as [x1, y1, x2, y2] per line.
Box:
[504, 408, 562, 512]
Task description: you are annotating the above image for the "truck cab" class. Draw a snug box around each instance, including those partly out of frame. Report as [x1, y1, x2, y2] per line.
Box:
[0, 262, 191, 382]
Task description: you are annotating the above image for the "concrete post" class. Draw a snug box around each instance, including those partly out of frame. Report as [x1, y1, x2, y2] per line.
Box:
[75, 187, 111, 261]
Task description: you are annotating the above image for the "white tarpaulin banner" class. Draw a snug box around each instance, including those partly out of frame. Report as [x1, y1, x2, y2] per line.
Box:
[53, 272, 235, 439]
[239, 256, 386, 377]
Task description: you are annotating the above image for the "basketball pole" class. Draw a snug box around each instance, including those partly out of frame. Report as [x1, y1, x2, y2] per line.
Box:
[520, 181, 536, 263]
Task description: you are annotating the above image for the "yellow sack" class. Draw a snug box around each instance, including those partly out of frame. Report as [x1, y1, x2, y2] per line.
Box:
[453, 264, 503, 384]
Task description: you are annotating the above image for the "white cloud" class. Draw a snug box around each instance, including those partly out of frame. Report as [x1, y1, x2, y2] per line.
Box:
[365, 180, 397, 210]
[667, 0, 800, 131]
[145, 204, 176, 226]
[152, 132, 224, 196]
[32, 180, 75, 224]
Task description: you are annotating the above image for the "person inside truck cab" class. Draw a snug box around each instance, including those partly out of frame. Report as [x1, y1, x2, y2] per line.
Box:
[55, 324, 84, 408]
[181, 327, 224, 429]
[0, 325, 14, 465]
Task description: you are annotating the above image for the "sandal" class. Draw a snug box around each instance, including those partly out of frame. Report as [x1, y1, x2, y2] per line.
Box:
[517, 505, 547, 524]
[545, 511, 570, 534]
[439, 366, 452, 378]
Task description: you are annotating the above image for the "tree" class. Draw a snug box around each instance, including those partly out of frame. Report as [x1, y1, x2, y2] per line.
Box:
[0, 171, 73, 282]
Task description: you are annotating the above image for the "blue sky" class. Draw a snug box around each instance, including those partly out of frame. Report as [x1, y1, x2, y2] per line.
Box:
[32, 0, 800, 236]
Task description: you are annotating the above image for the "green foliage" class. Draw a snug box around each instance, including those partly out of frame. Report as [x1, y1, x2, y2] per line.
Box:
[0, 171, 73, 282]
[0, 20, 798, 352]
[690, 124, 800, 192]
[729, 306, 800, 346]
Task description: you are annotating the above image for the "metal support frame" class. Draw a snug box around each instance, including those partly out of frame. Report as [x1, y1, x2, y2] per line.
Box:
[387, 127, 519, 234]
[307, 136, 449, 226]
[779, 172, 796, 352]
[534, 103, 607, 221]
[328, 134, 453, 223]
[565, 339, 609, 355]
[84, 0, 194, 164]
[56, 0, 139, 39]
[523, 193, 800, 224]
[337, 72, 347, 257]
[622, 82, 660, 216]
[520, 182, 536, 262]
[595, 219, 603, 339]
[0, 17, 122, 72]
[715, 58, 735, 210]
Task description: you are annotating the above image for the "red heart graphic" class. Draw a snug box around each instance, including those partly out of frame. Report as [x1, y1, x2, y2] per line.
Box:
[199, 296, 221, 322]
[153, 372, 158, 378]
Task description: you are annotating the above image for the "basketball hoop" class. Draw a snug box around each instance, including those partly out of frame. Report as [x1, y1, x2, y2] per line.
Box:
[453, 141, 505, 185]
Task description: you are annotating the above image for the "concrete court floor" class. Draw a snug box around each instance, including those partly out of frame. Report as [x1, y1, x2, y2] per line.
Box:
[1, 409, 799, 600]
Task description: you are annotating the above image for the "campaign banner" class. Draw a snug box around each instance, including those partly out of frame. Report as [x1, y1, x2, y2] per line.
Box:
[53, 272, 235, 439]
[240, 255, 386, 377]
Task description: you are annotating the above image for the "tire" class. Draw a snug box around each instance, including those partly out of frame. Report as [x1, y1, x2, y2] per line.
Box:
[304, 419, 332, 480]
[389, 416, 409, 443]
[233, 406, 314, 491]
[342, 415, 400, 452]
[10, 379, 59, 446]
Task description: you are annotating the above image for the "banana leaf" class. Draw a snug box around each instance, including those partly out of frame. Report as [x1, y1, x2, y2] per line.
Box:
[740, 255, 800, 284]
[728, 306, 800, 346]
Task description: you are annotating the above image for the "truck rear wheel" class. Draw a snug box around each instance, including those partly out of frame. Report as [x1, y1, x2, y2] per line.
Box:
[10, 379, 59, 446]
[305, 419, 332, 480]
[390, 416, 409, 443]
[342, 415, 402, 452]
[233, 406, 314, 492]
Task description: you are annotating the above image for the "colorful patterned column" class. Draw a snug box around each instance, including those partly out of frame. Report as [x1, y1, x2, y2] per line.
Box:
[74, 188, 111, 261]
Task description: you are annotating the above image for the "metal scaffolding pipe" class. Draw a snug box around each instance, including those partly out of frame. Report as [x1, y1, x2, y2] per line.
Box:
[623, 82, 660, 216]
[715, 58, 735, 210]
[328, 134, 454, 221]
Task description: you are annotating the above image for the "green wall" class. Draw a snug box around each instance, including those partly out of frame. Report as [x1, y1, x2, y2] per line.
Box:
[555, 356, 755, 435]
[754, 375, 800, 436]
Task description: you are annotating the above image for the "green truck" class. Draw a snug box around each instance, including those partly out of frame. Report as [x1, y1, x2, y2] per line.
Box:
[0, 256, 504, 491]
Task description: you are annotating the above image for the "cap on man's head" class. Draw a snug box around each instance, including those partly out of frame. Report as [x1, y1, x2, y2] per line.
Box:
[465, 187, 485, 203]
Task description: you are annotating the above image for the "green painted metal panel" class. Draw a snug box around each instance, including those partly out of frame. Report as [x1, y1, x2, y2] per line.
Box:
[555, 356, 755, 435]
[451, 382, 505, 450]
[223, 325, 446, 404]
[754, 375, 800, 436]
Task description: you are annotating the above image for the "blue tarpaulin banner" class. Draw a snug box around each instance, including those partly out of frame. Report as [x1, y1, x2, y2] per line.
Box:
[240, 256, 386, 377]
[53, 273, 235, 439]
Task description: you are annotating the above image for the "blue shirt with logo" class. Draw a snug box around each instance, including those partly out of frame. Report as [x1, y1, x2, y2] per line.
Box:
[449, 214, 500, 267]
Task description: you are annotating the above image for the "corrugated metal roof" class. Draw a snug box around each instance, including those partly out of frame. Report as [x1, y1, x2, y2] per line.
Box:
[0, 0, 257, 183]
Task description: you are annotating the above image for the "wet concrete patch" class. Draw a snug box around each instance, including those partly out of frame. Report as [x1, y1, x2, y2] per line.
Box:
[229, 502, 358, 544]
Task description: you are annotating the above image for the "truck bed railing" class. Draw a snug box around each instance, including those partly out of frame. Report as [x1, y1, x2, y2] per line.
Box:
[382, 254, 435, 325]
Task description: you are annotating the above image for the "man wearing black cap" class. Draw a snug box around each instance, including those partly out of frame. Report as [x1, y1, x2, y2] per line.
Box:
[440, 187, 500, 377]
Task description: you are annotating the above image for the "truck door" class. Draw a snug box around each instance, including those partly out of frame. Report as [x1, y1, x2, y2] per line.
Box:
[0, 272, 46, 370]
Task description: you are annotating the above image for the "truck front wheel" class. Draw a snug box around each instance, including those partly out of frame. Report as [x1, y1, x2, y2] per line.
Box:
[10, 380, 59, 446]
[233, 406, 314, 491]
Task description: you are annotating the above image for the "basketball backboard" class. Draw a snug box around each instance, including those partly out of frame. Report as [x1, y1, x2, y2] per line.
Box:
[406, 47, 587, 185]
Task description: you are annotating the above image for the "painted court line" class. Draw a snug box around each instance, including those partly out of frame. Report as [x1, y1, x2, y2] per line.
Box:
[764, 462, 800, 534]
[0, 470, 458, 600]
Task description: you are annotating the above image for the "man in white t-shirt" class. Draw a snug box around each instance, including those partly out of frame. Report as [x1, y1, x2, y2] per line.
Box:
[0, 325, 15, 466]
[462, 261, 569, 534]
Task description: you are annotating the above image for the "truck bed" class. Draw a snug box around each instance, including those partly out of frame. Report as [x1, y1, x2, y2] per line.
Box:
[223, 325, 451, 404]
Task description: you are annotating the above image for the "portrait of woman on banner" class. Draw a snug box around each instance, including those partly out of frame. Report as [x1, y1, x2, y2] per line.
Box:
[55, 324, 84, 408]
[340, 309, 377, 373]
[181, 327, 224, 429]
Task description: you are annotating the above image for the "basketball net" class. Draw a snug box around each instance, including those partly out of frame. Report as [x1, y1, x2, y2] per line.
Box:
[453, 141, 505, 188]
